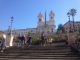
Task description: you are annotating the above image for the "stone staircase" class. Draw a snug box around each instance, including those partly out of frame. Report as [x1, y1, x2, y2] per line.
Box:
[0, 44, 80, 60]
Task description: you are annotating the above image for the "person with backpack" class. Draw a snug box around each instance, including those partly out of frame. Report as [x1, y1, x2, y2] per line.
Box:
[27, 35, 32, 46]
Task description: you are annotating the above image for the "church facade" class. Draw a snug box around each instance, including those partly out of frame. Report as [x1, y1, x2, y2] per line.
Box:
[37, 11, 55, 33]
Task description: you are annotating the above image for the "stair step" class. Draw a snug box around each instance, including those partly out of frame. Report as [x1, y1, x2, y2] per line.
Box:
[8, 59, 79, 60]
[5, 46, 70, 50]
[0, 45, 79, 60]
[5, 49, 71, 53]
[0, 58, 79, 60]
[0, 53, 78, 57]
[0, 56, 78, 59]
[13, 56, 78, 59]
[0, 53, 71, 55]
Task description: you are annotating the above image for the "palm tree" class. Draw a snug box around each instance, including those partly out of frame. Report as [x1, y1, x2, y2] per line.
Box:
[69, 8, 77, 32]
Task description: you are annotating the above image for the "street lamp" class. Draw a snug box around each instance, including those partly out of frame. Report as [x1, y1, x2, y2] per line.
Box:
[10, 16, 14, 46]
[10, 16, 14, 35]
[45, 12, 46, 28]
[67, 12, 71, 32]
[67, 12, 70, 21]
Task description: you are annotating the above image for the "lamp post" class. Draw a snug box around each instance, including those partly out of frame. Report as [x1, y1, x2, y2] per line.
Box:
[10, 16, 14, 36]
[67, 12, 71, 32]
[67, 12, 71, 45]
[9, 16, 14, 46]
[45, 12, 46, 28]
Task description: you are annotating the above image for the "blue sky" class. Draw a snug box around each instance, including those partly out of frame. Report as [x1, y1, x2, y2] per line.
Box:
[0, 0, 80, 30]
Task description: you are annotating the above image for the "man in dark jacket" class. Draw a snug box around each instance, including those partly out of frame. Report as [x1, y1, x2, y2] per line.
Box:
[27, 35, 32, 46]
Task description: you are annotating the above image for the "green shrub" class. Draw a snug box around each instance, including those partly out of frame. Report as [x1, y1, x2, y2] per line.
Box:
[32, 36, 41, 45]
[32, 40, 41, 45]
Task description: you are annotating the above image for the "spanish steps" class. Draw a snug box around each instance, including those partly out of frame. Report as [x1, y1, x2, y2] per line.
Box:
[0, 42, 80, 60]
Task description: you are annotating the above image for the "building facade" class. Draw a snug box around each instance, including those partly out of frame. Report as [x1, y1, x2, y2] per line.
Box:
[63, 21, 80, 33]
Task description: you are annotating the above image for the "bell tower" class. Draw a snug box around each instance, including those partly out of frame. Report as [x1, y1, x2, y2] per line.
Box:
[48, 11, 55, 32]
[37, 12, 45, 27]
[48, 11, 55, 25]
[49, 11, 55, 22]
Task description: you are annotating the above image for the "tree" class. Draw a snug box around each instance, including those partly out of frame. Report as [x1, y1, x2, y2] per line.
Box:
[70, 9, 77, 18]
[69, 8, 77, 32]
[57, 24, 65, 33]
